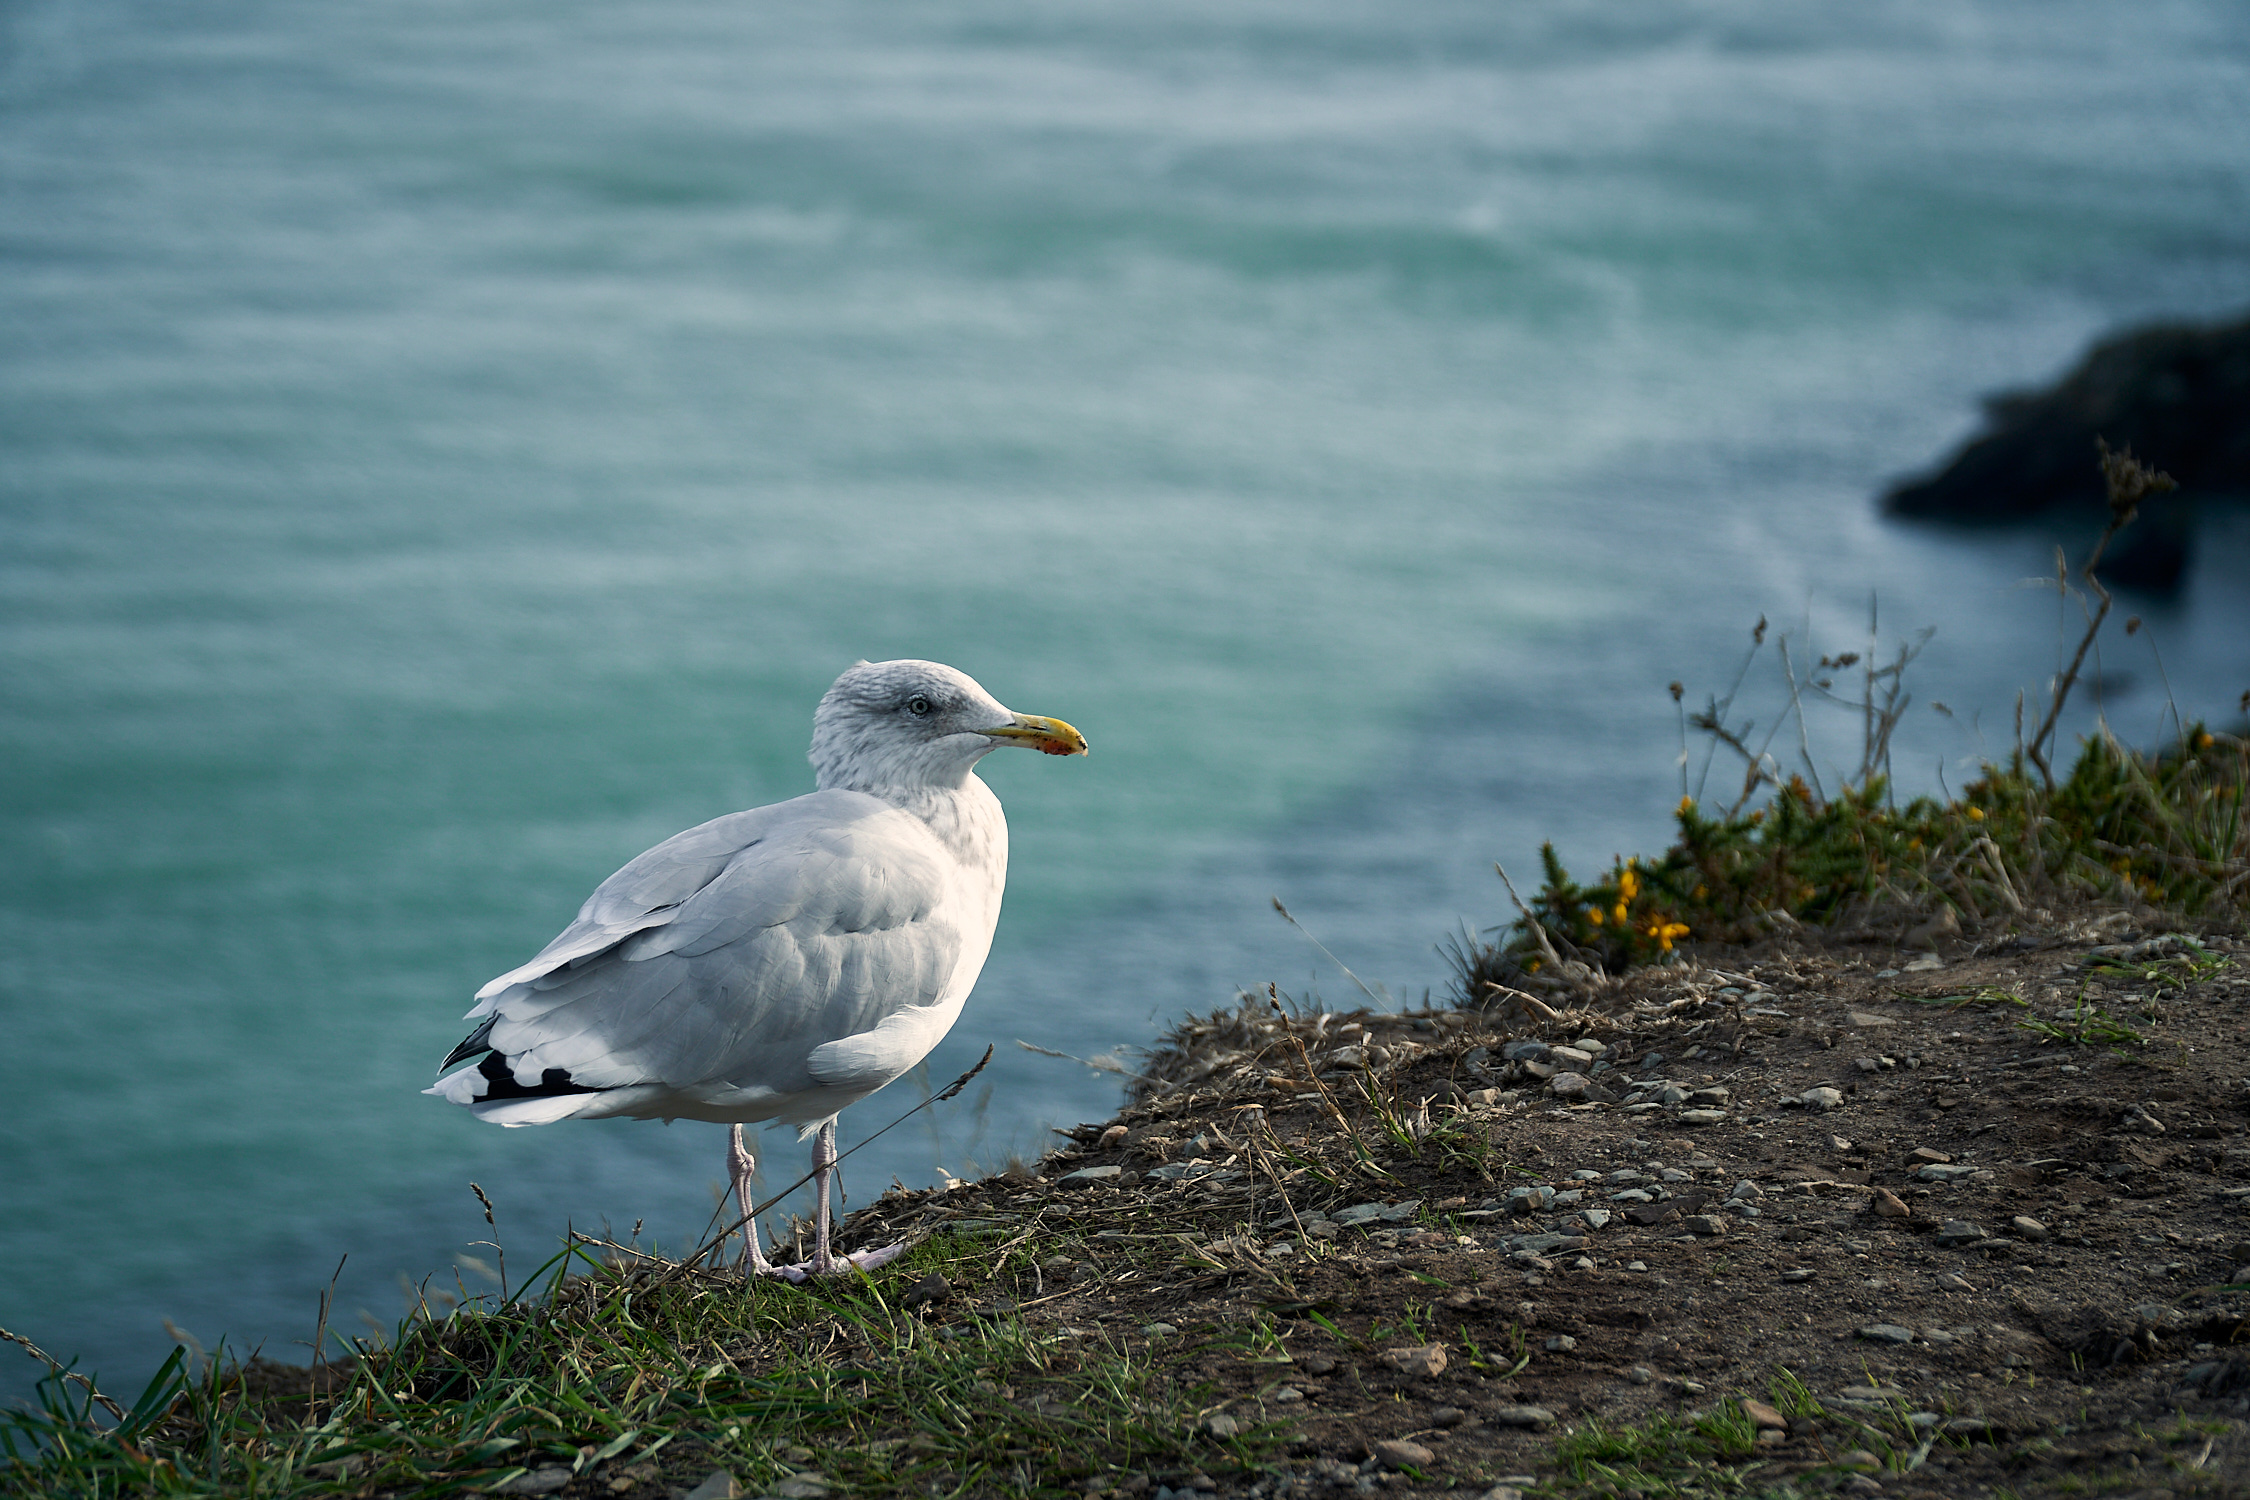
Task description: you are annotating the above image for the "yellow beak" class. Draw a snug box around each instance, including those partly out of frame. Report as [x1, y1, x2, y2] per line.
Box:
[983, 713, 1089, 757]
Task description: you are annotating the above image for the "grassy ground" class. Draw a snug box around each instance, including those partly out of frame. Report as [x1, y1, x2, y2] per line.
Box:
[3, 1220, 1303, 1498]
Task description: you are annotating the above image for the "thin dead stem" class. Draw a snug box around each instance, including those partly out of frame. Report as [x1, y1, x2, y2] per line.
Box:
[2028, 441, 2175, 789]
[1, 1323, 128, 1422]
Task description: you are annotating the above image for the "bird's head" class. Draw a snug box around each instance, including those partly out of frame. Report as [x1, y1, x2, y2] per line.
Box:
[809, 660, 1087, 793]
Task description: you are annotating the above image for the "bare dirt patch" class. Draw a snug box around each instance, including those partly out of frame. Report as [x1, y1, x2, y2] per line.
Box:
[824, 917, 2250, 1499]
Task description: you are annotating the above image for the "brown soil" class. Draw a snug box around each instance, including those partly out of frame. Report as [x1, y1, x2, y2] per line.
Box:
[837, 914, 2250, 1499]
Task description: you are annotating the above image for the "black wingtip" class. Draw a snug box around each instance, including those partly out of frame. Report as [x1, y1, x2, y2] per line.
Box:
[439, 1016, 497, 1073]
[468, 1053, 600, 1102]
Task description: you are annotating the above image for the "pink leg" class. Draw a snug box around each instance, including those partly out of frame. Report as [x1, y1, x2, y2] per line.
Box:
[728, 1125, 776, 1277]
[808, 1117, 838, 1274]
[765, 1118, 909, 1281]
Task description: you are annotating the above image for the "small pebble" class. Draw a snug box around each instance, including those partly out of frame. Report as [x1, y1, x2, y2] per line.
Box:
[1372, 1439, 1435, 1470]
[1740, 1398, 1787, 1430]
[1381, 1344, 1448, 1378]
[1933, 1220, 1987, 1248]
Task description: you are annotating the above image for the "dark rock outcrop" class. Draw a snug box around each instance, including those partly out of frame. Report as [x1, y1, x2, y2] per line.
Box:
[1882, 311, 2250, 591]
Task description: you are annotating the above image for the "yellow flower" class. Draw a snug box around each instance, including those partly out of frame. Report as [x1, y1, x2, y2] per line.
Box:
[1588, 906, 1604, 927]
[1613, 902, 1629, 927]
[2196, 731, 2214, 750]
[1967, 806, 1985, 822]
[1618, 868, 1639, 903]
[1647, 920, 1690, 953]
[1526, 958, 1542, 973]
[1677, 795, 1695, 816]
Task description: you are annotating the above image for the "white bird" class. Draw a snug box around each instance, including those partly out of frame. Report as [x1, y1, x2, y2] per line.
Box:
[428, 660, 1087, 1278]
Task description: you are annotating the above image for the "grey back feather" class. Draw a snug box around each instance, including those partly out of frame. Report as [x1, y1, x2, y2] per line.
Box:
[470, 789, 969, 1097]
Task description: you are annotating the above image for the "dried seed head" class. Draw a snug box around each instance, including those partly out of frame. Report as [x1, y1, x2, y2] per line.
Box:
[2097, 438, 2176, 524]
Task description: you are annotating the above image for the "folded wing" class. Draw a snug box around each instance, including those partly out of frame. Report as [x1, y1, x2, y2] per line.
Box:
[442, 789, 970, 1104]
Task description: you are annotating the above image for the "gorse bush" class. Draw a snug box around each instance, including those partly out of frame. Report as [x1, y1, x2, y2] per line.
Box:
[1454, 731, 2245, 993]
[1453, 446, 2248, 999]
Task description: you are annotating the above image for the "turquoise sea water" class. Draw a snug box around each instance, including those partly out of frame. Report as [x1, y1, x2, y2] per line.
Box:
[4, 0, 2248, 1397]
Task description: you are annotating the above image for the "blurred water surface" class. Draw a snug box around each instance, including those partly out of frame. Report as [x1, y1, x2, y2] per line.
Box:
[4, 0, 2248, 1395]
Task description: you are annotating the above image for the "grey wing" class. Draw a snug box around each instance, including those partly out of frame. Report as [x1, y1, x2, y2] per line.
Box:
[469, 802, 797, 1004]
[464, 791, 967, 1096]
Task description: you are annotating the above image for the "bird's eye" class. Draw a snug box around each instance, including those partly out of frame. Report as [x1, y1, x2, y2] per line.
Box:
[906, 695, 934, 717]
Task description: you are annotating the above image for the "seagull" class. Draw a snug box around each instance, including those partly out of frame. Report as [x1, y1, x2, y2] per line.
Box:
[428, 660, 1087, 1278]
